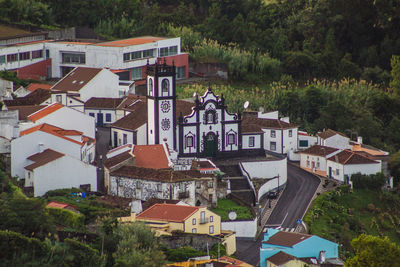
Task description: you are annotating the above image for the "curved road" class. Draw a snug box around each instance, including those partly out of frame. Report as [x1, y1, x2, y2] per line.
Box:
[236, 163, 320, 266]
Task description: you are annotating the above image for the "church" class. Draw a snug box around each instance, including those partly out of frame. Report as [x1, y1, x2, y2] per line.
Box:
[145, 62, 264, 158]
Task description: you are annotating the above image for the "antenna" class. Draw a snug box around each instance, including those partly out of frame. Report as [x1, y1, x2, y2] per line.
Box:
[243, 101, 249, 109]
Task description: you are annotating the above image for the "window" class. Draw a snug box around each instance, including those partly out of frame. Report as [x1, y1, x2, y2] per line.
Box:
[160, 47, 169, 57]
[176, 66, 185, 79]
[131, 51, 142, 60]
[0, 55, 5, 64]
[19, 52, 30, 61]
[136, 181, 142, 189]
[210, 216, 213, 222]
[123, 134, 127, 145]
[106, 113, 112, 122]
[46, 50, 50, 59]
[31, 50, 43, 59]
[289, 130, 293, 137]
[207, 113, 214, 123]
[209, 225, 214, 234]
[336, 169, 340, 175]
[148, 78, 153, 94]
[192, 228, 197, 233]
[271, 130, 276, 138]
[89, 113, 95, 117]
[162, 79, 169, 94]
[56, 95, 62, 103]
[7, 53, 18, 62]
[270, 141, 276, 151]
[196, 181, 201, 189]
[169, 46, 178, 55]
[307, 160, 310, 167]
[192, 218, 196, 225]
[143, 49, 155, 58]
[227, 133, 235, 145]
[131, 67, 142, 80]
[62, 52, 85, 64]
[249, 136, 255, 147]
[186, 136, 194, 148]
[208, 181, 213, 188]
[123, 53, 130, 61]
[299, 140, 308, 147]
[157, 184, 162, 192]
[317, 162, 320, 168]
[205, 110, 216, 124]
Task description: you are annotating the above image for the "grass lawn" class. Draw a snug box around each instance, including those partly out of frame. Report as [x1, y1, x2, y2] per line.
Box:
[211, 198, 254, 221]
[305, 186, 400, 258]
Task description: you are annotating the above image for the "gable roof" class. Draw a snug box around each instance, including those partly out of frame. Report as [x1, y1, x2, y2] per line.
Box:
[263, 231, 312, 247]
[242, 116, 296, 130]
[136, 203, 199, 222]
[7, 105, 46, 120]
[3, 88, 51, 107]
[267, 251, 296, 265]
[28, 103, 64, 122]
[317, 129, 348, 139]
[116, 95, 146, 111]
[85, 97, 123, 109]
[300, 145, 339, 157]
[104, 151, 134, 169]
[24, 149, 65, 171]
[142, 198, 181, 211]
[327, 150, 379, 165]
[94, 36, 165, 47]
[133, 144, 170, 169]
[26, 83, 52, 92]
[20, 123, 94, 146]
[46, 201, 77, 210]
[51, 67, 102, 92]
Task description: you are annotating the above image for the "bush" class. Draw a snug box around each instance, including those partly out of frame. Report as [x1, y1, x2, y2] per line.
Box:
[46, 207, 85, 230]
[165, 246, 206, 262]
[351, 173, 386, 190]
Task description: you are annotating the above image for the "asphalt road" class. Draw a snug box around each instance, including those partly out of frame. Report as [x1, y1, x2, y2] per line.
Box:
[235, 163, 320, 266]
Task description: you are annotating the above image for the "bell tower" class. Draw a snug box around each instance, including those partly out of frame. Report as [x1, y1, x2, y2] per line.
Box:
[146, 62, 176, 150]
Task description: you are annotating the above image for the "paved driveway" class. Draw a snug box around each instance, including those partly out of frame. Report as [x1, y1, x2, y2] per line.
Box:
[235, 163, 320, 266]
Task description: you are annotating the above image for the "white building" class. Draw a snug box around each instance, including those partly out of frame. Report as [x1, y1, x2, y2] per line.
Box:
[317, 129, 351, 150]
[84, 97, 123, 126]
[326, 150, 382, 184]
[299, 145, 340, 176]
[298, 130, 318, 150]
[24, 148, 97, 197]
[0, 110, 19, 153]
[19, 103, 96, 138]
[0, 77, 13, 101]
[50, 67, 120, 112]
[11, 123, 95, 179]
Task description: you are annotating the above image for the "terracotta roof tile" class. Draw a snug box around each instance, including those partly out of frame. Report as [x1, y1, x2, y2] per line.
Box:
[267, 251, 296, 265]
[7, 105, 46, 120]
[263, 231, 311, 247]
[142, 198, 181, 211]
[28, 103, 64, 122]
[26, 83, 52, 92]
[300, 145, 339, 156]
[133, 145, 169, 169]
[46, 201, 77, 210]
[25, 149, 65, 171]
[241, 124, 264, 133]
[3, 88, 51, 107]
[136, 203, 198, 222]
[51, 67, 102, 92]
[327, 150, 379, 165]
[317, 129, 348, 139]
[85, 97, 123, 109]
[94, 36, 165, 47]
[242, 116, 296, 130]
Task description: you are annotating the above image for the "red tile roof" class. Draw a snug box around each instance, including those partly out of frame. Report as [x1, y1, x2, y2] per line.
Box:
[7, 105, 46, 120]
[300, 145, 339, 157]
[133, 144, 170, 169]
[46, 201, 78, 210]
[85, 97, 123, 109]
[94, 36, 165, 47]
[25, 149, 65, 171]
[242, 116, 296, 130]
[327, 150, 379, 165]
[104, 151, 134, 169]
[317, 129, 348, 139]
[263, 231, 311, 247]
[137, 203, 199, 222]
[26, 83, 52, 92]
[28, 103, 64, 122]
[266, 251, 296, 265]
[20, 123, 93, 146]
[3, 88, 51, 107]
[51, 67, 102, 92]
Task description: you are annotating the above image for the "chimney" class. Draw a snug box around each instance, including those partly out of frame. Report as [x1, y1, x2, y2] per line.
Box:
[318, 250, 326, 264]
[38, 143, 44, 153]
[357, 136, 363, 144]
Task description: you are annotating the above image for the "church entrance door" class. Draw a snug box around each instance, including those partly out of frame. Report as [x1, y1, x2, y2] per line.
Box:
[205, 132, 216, 158]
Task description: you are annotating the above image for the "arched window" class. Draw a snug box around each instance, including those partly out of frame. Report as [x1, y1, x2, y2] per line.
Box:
[162, 79, 169, 95]
[148, 78, 153, 95]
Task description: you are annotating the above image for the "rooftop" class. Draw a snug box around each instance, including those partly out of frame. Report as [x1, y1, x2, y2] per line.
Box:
[300, 145, 339, 157]
[28, 103, 64, 122]
[133, 144, 170, 169]
[85, 97, 123, 109]
[25, 149, 65, 171]
[267, 251, 296, 265]
[317, 129, 348, 139]
[3, 88, 51, 107]
[51, 67, 103, 92]
[46, 201, 77, 210]
[7, 105, 46, 120]
[263, 231, 311, 247]
[26, 83, 52, 92]
[94, 36, 166, 47]
[242, 116, 297, 130]
[327, 150, 379, 165]
[136, 203, 199, 222]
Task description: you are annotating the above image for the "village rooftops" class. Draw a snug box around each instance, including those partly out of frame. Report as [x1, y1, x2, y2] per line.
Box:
[266, 251, 296, 265]
[24, 149, 65, 171]
[20, 123, 95, 146]
[26, 83, 52, 92]
[27, 103, 64, 122]
[300, 145, 339, 157]
[110, 165, 207, 182]
[51, 67, 102, 92]
[327, 150, 379, 165]
[94, 36, 166, 47]
[136, 203, 199, 223]
[263, 231, 312, 247]
[85, 97, 123, 109]
[3, 88, 51, 107]
[317, 129, 348, 139]
[7, 105, 46, 120]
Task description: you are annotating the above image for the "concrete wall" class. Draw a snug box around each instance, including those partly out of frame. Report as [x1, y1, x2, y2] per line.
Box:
[79, 69, 119, 102]
[327, 160, 382, 183]
[85, 108, 117, 126]
[320, 135, 350, 150]
[221, 218, 257, 238]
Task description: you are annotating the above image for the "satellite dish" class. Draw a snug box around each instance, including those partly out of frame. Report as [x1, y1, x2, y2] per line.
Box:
[228, 211, 237, 221]
[243, 101, 249, 109]
[193, 92, 198, 98]
[259, 107, 264, 113]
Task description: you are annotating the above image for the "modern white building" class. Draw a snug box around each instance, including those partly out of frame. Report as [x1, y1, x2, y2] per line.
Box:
[24, 148, 97, 197]
[11, 123, 95, 179]
[326, 150, 382, 183]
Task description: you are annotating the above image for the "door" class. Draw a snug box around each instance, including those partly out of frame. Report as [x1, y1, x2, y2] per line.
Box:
[97, 113, 104, 127]
[205, 133, 216, 158]
[328, 167, 332, 178]
[113, 132, 118, 147]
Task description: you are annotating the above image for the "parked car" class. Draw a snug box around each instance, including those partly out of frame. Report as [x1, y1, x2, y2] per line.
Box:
[268, 190, 278, 199]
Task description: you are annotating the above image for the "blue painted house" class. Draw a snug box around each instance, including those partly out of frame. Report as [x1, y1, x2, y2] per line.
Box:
[260, 228, 340, 267]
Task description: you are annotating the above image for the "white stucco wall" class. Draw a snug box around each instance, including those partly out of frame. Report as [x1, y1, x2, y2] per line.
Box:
[0, 42, 47, 71]
[298, 133, 318, 149]
[319, 135, 351, 150]
[85, 108, 117, 125]
[300, 154, 327, 172]
[111, 128, 134, 147]
[327, 160, 382, 182]
[79, 69, 119, 102]
[242, 134, 262, 149]
[221, 218, 257, 238]
[136, 124, 147, 145]
[27, 155, 97, 196]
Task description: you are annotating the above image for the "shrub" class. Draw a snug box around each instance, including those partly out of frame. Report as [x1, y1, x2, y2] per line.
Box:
[351, 173, 386, 190]
[165, 246, 206, 262]
[46, 207, 85, 230]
